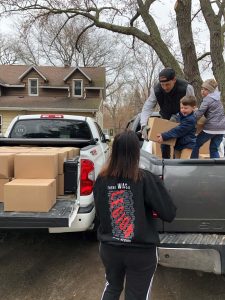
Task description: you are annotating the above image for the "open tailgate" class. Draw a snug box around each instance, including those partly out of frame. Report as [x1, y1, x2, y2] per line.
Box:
[0, 199, 79, 228]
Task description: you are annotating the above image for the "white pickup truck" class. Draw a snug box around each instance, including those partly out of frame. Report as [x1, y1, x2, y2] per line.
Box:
[0, 114, 110, 233]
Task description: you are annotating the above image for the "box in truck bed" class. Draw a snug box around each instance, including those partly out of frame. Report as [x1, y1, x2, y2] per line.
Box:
[14, 152, 58, 179]
[4, 179, 56, 212]
[0, 153, 14, 178]
[0, 179, 10, 201]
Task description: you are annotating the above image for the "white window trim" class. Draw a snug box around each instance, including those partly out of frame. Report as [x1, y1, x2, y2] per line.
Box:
[72, 79, 83, 97]
[28, 78, 39, 96]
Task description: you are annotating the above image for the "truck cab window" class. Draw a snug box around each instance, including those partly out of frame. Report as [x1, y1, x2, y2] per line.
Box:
[10, 119, 92, 139]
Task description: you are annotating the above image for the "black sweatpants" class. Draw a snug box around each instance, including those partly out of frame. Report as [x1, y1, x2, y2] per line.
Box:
[99, 243, 157, 300]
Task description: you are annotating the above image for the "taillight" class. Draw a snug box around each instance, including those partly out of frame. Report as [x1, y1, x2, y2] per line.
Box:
[152, 211, 158, 218]
[80, 159, 95, 196]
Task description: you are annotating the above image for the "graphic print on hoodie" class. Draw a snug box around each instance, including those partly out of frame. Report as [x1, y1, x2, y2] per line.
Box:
[108, 182, 135, 242]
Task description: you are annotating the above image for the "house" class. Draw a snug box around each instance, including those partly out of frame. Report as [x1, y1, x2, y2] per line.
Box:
[0, 64, 106, 134]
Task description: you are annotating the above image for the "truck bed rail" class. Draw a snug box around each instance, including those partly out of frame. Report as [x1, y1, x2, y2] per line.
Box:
[0, 137, 97, 147]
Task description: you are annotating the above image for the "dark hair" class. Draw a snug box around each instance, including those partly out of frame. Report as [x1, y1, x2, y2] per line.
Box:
[99, 130, 142, 182]
[180, 95, 197, 107]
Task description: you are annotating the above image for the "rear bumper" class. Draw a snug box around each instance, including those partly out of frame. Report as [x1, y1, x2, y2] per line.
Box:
[158, 233, 225, 275]
[158, 247, 221, 274]
[49, 204, 95, 233]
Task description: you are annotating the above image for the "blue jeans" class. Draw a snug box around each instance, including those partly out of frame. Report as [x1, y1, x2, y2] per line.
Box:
[191, 131, 223, 158]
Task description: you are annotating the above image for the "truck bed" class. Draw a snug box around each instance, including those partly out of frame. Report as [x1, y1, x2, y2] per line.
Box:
[0, 197, 79, 228]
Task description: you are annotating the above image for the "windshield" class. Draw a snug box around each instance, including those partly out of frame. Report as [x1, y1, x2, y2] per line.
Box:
[10, 119, 92, 139]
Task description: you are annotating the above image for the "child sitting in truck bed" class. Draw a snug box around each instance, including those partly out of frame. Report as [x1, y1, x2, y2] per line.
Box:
[191, 79, 225, 159]
[157, 96, 197, 159]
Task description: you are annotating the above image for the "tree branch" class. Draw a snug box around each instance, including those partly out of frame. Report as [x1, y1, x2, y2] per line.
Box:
[217, 0, 225, 19]
[197, 51, 211, 61]
[130, 11, 140, 27]
[75, 23, 95, 53]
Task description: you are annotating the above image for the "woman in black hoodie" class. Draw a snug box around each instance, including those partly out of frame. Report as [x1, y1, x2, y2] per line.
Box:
[93, 130, 176, 300]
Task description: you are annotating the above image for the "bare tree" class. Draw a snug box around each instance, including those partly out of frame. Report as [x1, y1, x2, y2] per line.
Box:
[0, 0, 224, 101]
[200, 0, 225, 102]
[0, 34, 18, 64]
[175, 0, 202, 100]
[36, 17, 115, 67]
[129, 41, 162, 101]
[0, 0, 184, 75]
[14, 30, 40, 65]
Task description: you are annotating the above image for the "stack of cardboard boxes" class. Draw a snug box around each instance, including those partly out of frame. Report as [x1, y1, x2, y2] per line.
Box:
[0, 153, 14, 201]
[0, 147, 80, 212]
[147, 117, 210, 158]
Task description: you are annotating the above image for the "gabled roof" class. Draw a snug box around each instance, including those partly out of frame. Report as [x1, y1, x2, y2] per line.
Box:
[18, 65, 48, 81]
[63, 67, 92, 82]
[0, 65, 105, 88]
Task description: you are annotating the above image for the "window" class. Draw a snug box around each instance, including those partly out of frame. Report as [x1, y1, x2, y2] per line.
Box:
[73, 79, 83, 97]
[10, 119, 92, 139]
[0, 115, 2, 133]
[28, 78, 38, 96]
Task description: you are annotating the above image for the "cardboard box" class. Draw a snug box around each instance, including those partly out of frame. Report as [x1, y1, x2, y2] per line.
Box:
[199, 154, 210, 159]
[28, 149, 67, 175]
[148, 117, 177, 146]
[151, 142, 162, 158]
[0, 153, 15, 178]
[196, 116, 206, 134]
[0, 178, 10, 202]
[73, 148, 80, 157]
[57, 174, 64, 196]
[0, 147, 31, 154]
[14, 153, 58, 179]
[199, 140, 210, 155]
[4, 179, 56, 212]
[62, 147, 80, 159]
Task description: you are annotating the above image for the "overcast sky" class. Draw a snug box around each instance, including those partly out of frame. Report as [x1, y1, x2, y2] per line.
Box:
[0, 1, 213, 78]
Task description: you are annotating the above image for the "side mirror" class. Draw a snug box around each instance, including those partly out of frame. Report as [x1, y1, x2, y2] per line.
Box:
[136, 131, 144, 141]
[104, 134, 111, 143]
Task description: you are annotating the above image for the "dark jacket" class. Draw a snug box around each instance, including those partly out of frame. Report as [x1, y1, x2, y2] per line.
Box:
[161, 112, 196, 150]
[154, 79, 188, 120]
[93, 169, 176, 247]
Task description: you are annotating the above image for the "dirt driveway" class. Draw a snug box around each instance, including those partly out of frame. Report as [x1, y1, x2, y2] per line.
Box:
[0, 230, 225, 300]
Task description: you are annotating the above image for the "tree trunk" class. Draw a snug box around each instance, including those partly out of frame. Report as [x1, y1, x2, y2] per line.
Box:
[136, 0, 184, 78]
[175, 0, 202, 102]
[200, 0, 225, 106]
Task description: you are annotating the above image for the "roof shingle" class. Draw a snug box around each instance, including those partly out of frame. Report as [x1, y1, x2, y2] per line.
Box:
[0, 65, 105, 87]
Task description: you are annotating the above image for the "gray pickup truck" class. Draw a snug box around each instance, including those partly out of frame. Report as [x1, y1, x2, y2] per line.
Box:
[127, 114, 225, 275]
